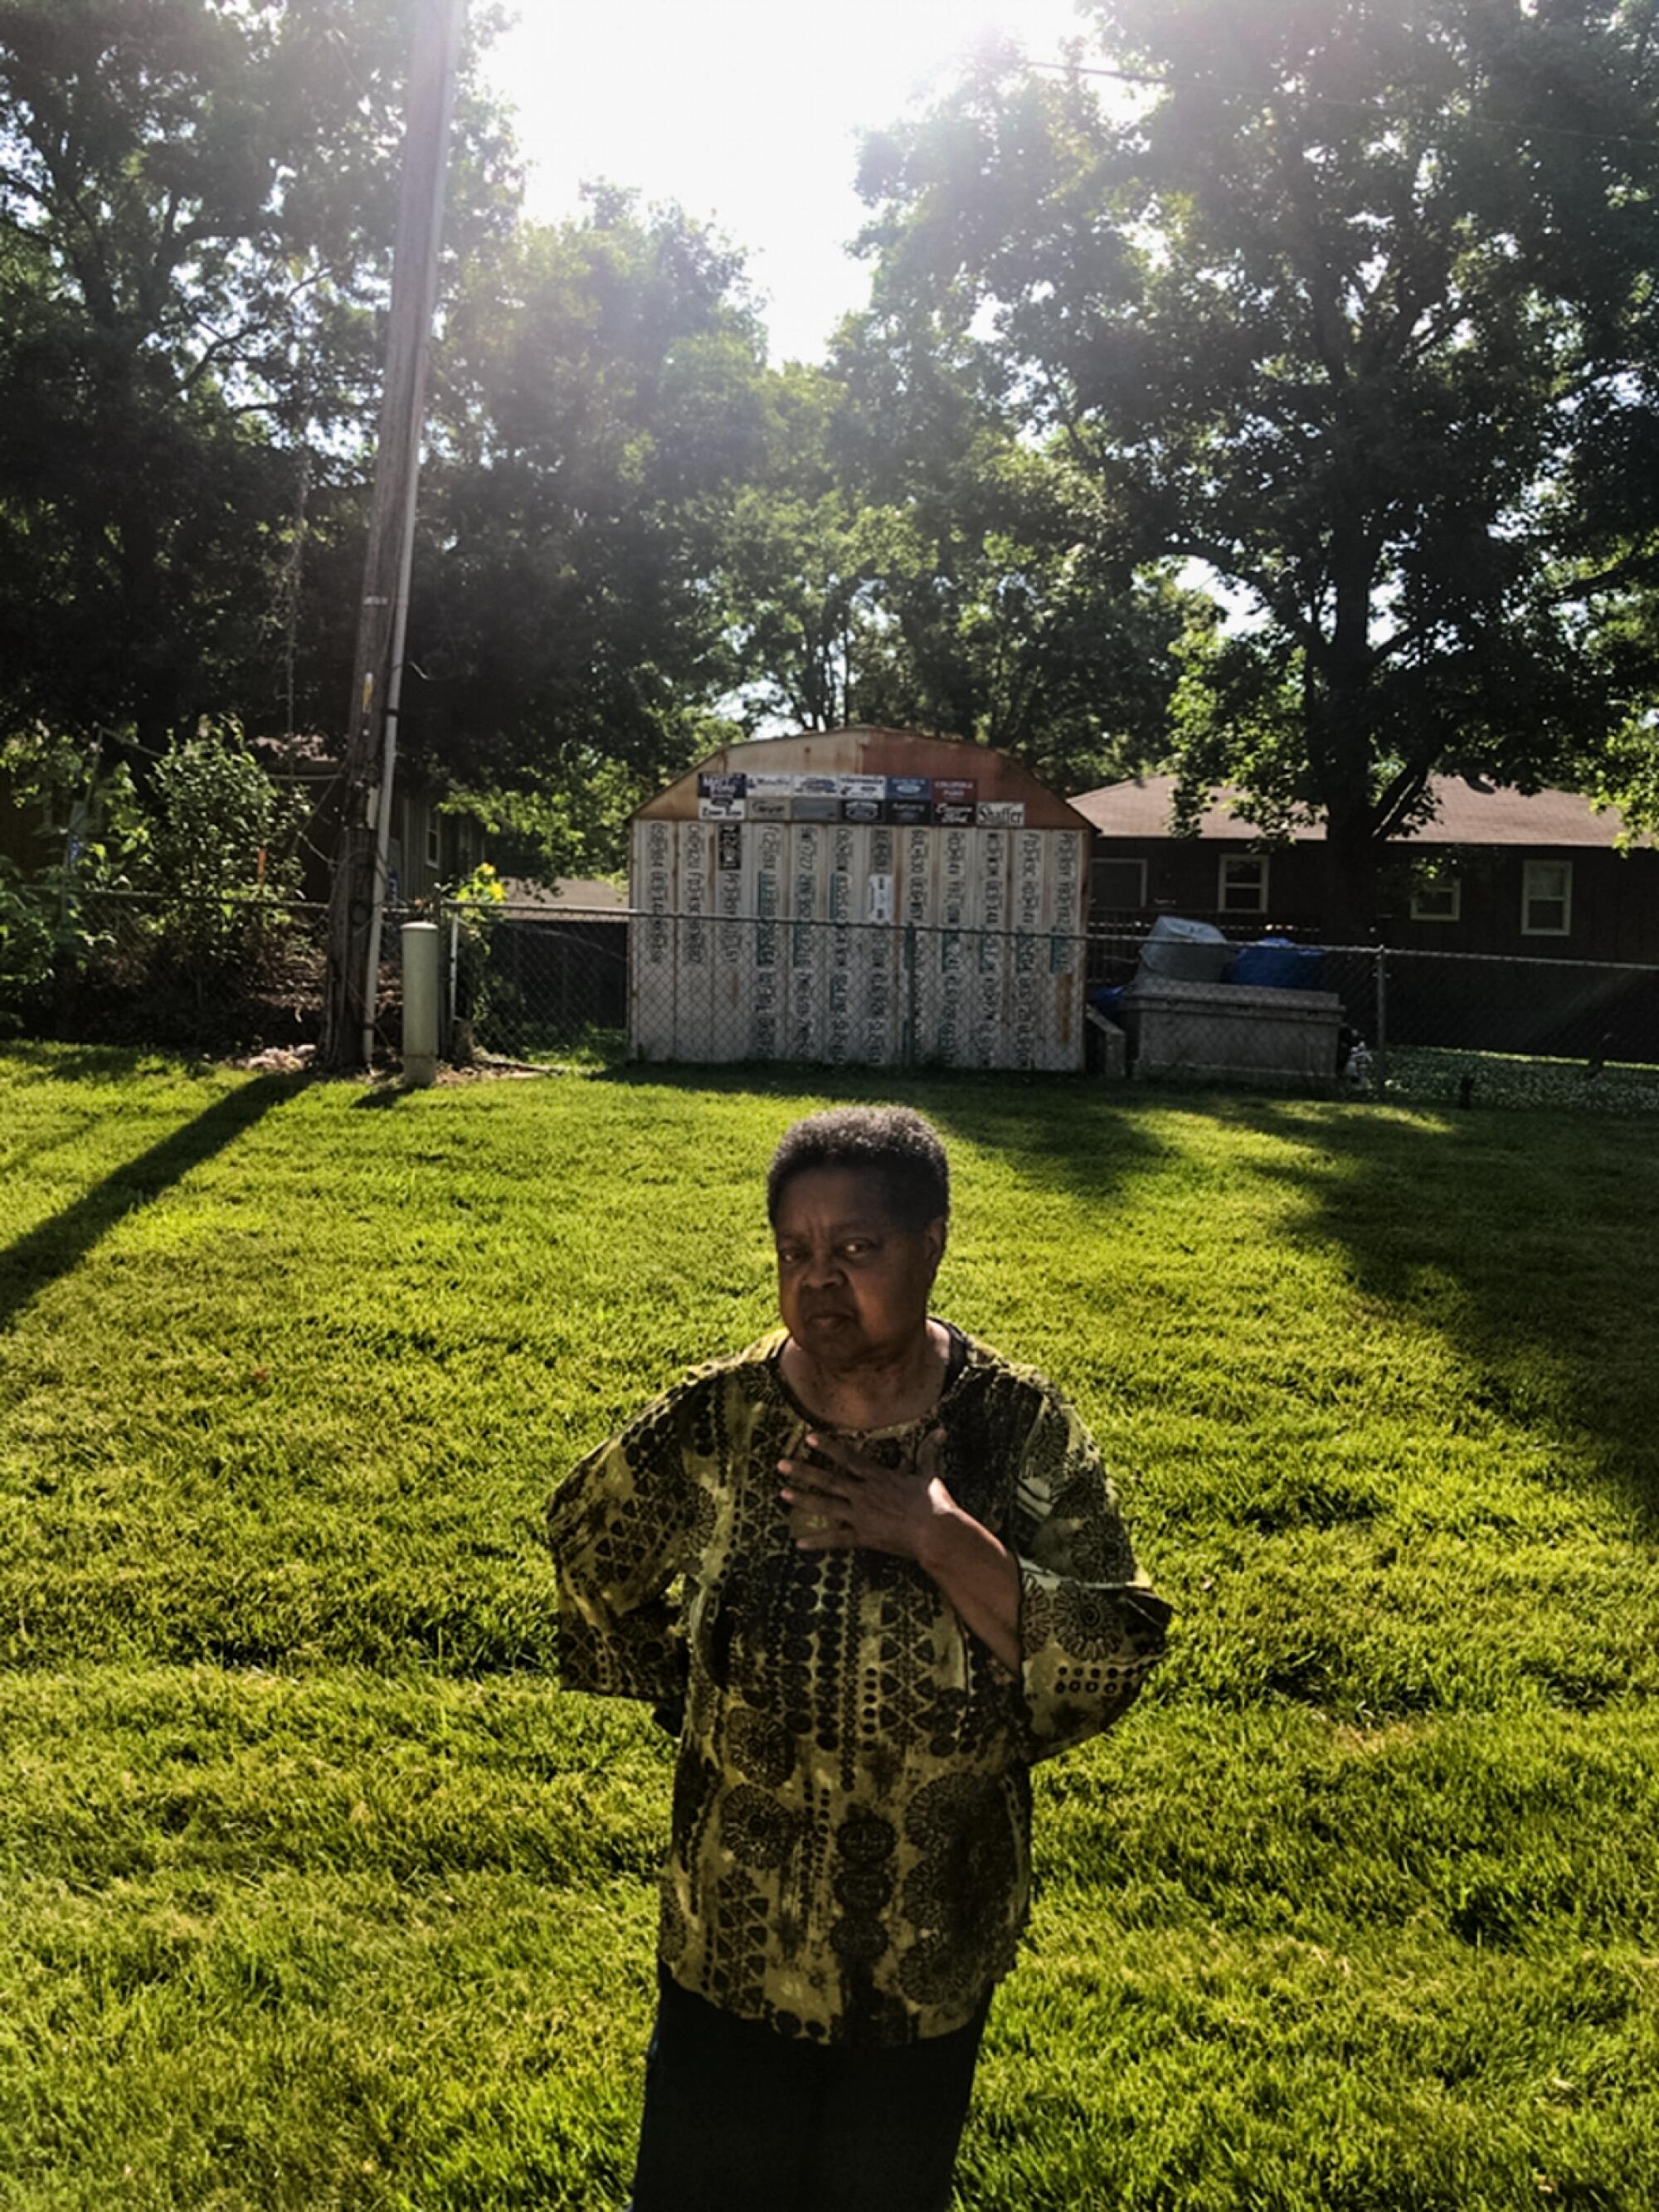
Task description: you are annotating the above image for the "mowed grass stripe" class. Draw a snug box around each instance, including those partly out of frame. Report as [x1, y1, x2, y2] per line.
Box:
[2, 1669, 1656, 1945]
[1, 1044, 1657, 2208]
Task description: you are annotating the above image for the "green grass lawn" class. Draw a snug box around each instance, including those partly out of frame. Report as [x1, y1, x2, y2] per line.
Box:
[2, 1043, 1657, 2212]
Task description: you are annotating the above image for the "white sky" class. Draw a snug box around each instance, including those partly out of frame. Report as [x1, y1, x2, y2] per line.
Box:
[483, 0, 1093, 364]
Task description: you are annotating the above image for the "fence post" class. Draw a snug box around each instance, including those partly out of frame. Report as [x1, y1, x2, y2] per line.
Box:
[903, 921, 917, 1068]
[1374, 943, 1389, 1098]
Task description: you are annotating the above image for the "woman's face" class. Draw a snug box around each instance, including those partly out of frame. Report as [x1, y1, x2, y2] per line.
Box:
[772, 1166, 945, 1369]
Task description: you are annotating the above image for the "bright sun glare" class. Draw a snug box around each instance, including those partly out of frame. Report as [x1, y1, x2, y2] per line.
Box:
[486, 0, 1089, 360]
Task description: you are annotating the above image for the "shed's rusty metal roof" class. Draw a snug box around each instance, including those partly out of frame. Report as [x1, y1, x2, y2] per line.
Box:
[637, 726, 1091, 831]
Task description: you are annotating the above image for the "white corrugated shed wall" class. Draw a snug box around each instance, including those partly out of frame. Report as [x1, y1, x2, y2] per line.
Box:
[629, 815, 1087, 1072]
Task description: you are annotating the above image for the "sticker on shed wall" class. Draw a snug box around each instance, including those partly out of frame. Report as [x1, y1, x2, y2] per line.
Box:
[698, 774, 747, 819]
[933, 778, 977, 825]
[838, 775, 888, 819]
[976, 801, 1025, 827]
[867, 873, 894, 925]
[888, 775, 932, 825]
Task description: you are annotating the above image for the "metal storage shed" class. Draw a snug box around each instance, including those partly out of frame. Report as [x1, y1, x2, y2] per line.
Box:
[629, 727, 1092, 1069]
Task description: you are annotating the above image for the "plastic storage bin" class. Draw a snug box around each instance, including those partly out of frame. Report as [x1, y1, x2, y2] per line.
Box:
[1228, 937, 1326, 990]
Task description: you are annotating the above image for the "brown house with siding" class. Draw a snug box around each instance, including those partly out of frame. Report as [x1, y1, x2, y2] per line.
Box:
[1072, 774, 1659, 962]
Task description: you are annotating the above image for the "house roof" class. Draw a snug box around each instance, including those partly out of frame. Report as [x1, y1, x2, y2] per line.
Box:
[1070, 773, 1644, 848]
[499, 876, 626, 910]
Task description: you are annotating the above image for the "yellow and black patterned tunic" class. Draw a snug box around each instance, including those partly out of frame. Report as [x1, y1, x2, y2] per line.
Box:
[547, 1327, 1170, 2046]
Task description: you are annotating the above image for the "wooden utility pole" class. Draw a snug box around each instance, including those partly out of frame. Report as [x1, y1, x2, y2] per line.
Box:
[320, 0, 465, 1072]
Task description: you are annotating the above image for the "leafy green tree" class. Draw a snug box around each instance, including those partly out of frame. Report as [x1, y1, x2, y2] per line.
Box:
[406, 187, 770, 872]
[0, 0, 516, 759]
[716, 362, 888, 733]
[720, 342, 1194, 788]
[859, 1, 1659, 934]
[151, 719, 302, 924]
[0, 718, 297, 1028]
[0, 855, 55, 1019]
[0, 6, 771, 887]
[140, 718, 309, 1033]
[0, 726, 150, 884]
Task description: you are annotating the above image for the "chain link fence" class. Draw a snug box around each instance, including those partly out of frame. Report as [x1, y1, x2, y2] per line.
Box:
[453, 902, 1087, 1072]
[450, 903, 1659, 1106]
[1374, 946, 1659, 1113]
[6, 884, 1657, 1110]
[449, 904, 627, 1065]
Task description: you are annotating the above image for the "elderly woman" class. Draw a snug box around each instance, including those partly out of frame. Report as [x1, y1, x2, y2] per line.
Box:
[547, 1106, 1169, 2212]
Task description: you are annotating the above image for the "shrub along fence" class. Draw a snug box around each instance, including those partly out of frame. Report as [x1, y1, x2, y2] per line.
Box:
[1, 885, 333, 1053]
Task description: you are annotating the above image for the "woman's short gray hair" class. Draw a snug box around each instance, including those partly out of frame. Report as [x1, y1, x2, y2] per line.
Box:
[766, 1106, 951, 1229]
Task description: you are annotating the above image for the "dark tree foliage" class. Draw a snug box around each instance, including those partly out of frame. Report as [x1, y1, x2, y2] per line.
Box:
[0, 0, 516, 760]
[0, 7, 773, 883]
[858, 1, 1659, 933]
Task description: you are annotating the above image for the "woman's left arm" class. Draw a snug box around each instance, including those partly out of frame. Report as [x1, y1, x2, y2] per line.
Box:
[1003, 1392, 1171, 1762]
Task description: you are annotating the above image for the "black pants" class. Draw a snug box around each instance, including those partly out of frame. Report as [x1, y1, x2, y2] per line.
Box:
[628, 1969, 990, 2212]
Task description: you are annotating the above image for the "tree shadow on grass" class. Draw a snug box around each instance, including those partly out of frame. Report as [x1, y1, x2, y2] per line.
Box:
[0, 1071, 310, 1335]
[1245, 1096, 1659, 1532]
[919, 1085, 1178, 1212]
[589, 1062, 1175, 1208]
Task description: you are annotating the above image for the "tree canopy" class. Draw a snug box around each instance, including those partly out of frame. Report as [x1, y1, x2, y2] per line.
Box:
[718, 329, 1194, 794]
[858, 0, 1659, 928]
[406, 185, 774, 876]
[8, 0, 1659, 906]
[0, 0, 516, 757]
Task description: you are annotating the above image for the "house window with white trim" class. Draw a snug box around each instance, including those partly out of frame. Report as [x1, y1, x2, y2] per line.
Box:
[1218, 853, 1269, 914]
[1521, 858, 1572, 936]
[1410, 872, 1461, 924]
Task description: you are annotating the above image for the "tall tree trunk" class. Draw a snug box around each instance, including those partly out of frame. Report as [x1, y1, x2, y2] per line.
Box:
[1320, 807, 1379, 946]
[1314, 536, 1379, 945]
